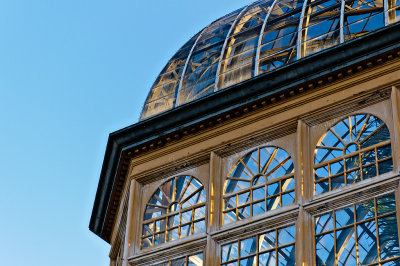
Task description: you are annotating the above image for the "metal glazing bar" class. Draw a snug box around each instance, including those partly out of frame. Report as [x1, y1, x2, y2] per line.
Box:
[175, 28, 207, 107]
[214, 5, 251, 92]
[340, 0, 345, 43]
[297, 0, 311, 59]
[384, 0, 389, 25]
[254, 0, 280, 76]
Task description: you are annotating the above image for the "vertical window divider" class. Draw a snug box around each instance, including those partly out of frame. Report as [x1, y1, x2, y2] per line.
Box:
[130, 179, 142, 256]
[373, 198, 381, 263]
[297, 0, 310, 59]
[384, 0, 390, 25]
[390, 86, 400, 173]
[395, 189, 400, 258]
[340, 0, 345, 43]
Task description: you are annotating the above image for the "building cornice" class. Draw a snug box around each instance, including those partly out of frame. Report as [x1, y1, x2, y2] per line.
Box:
[89, 22, 400, 242]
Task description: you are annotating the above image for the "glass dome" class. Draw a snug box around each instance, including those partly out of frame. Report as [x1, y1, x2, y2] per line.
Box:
[140, 0, 400, 120]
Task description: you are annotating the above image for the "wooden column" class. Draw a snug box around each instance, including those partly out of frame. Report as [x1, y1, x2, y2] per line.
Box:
[296, 120, 314, 266]
[391, 86, 400, 173]
[205, 152, 222, 266]
[123, 178, 141, 265]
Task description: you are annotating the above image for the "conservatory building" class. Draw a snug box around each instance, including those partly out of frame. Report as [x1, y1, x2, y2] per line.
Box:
[90, 0, 400, 265]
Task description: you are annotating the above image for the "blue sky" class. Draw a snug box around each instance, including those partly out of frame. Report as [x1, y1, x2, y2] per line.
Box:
[0, 1, 247, 265]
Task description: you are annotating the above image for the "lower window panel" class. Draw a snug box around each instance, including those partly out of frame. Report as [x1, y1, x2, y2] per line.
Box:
[154, 252, 204, 266]
[221, 224, 296, 265]
[315, 192, 400, 265]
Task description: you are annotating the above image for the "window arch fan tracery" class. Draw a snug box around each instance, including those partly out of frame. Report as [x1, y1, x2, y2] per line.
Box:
[141, 175, 206, 249]
[223, 146, 295, 225]
[314, 114, 393, 195]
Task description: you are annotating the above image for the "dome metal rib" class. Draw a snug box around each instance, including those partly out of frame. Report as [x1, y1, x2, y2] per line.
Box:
[141, 0, 397, 120]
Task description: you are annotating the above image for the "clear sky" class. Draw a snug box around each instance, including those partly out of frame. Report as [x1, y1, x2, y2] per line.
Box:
[0, 1, 248, 265]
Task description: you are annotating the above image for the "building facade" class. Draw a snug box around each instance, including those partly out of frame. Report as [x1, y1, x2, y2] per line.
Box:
[90, 0, 400, 265]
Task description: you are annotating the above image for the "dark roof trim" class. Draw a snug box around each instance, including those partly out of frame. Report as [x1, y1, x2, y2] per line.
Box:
[90, 22, 400, 242]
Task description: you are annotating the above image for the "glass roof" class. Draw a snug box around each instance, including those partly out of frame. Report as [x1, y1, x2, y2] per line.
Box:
[140, 0, 399, 120]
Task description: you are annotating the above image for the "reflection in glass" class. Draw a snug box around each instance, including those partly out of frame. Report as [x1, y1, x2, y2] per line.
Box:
[314, 114, 392, 195]
[141, 0, 397, 120]
[223, 146, 295, 224]
[156, 252, 204, 266]
[141, 176, 206, 249]
[222, 224, 295, 265]
[315, 193, 400, 265]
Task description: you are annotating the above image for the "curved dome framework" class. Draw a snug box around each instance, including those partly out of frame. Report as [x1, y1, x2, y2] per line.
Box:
[141, 0, 400, 120]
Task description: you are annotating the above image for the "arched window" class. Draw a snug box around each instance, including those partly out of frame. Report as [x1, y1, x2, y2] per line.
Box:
[223, 146, 295, 225]
[141, 176, 206, 249]
[314, 114, 393, 195]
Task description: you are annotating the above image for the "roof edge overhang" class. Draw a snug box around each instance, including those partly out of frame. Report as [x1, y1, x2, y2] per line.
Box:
[89, 22, 400, 243]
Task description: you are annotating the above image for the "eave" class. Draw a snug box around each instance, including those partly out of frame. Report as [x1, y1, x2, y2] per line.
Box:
[89, 22, 400, 243]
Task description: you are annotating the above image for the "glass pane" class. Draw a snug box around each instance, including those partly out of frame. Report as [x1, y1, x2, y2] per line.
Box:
[267, 196, 281, 211]
[282, 192, 295, 206]
[143, 222, 154, 236]
[346, 169, 361, 184]
[377, 144, 392, 160]
[315, 166, 329, 180]
[381, 258, 400, 266]
[278, 225, 295, 245]
[315, 148, 343, 164]
[362, 149, 376, 165]
[155, 219, 166, 232]
[167, 228, 179, 241]
[168, 214, 179, 228]
[225, 195, 237, 210]
[142, 236, 153, 249]
[377, 194, 396, 216]
[331, 160, 344, 175]
[315, 213, 334, 234]
[222, 242, 239, 262]
[282, 177, 295, 191]
[336, 228, 357, 266]
[259, 250, 276, 265]
[241, 236, 257, 257]
[238, 192, 251, 206]
[357, 220, 378, 265]
[154, 233, 165, 245]
[379, 159, 394, 175]
[362, 164, 377, 179]
[180, 224, 191, 237]
[238, 206, 251, 220]
[267, 182, 280, 197]
[335, 206, 354, 228]
[140, 33, 200, 120]
[253, 187, 266, 201]
[361, 124, 390, 149]
[188, 253, 203, 266]
[346, 155, 360, 171]
[355, 199, 375, 222]
[378, 214, 400, 260]
[180, 9, 242, 104]
[193, 220, 205, 234]
[194, 206, 206, 220]
[331, 174, 345, 190]
[225, 179, 251, 194]
[224, 211, 237, 225]
[316, 232, 335, 266]
[315, 181, 330, 195]
[253, 200, 266, 216]
[259, 231, 276, 251]
[181, 210, 193, 224]
[278, 245, 295, 266]
[240, 256, 256, 266]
